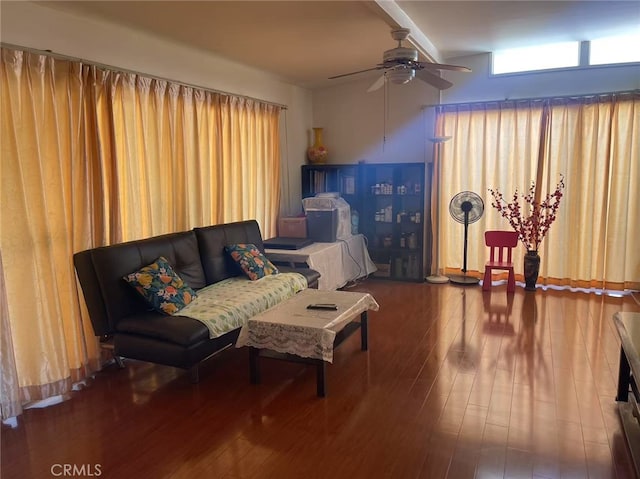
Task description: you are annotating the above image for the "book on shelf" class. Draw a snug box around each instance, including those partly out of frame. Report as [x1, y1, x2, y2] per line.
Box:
[313, 171, 327, 193]
[308, 170, 327, 194]
[342, 175, 355, 195]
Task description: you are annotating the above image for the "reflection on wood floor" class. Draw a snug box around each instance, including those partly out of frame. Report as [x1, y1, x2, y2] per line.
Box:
[2, 280, 639, 478]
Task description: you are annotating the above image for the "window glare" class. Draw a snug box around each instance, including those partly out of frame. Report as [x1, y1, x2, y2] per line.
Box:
[590, 33, 640, 65]
[493, 42, 579, 74]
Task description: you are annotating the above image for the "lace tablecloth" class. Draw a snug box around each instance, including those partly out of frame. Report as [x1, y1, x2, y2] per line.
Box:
[236, 289, 379, 363]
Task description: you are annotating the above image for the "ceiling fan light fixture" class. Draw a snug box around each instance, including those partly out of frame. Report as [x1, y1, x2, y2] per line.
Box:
[328, 28, 469, 90]
[387, 67, 415, 85]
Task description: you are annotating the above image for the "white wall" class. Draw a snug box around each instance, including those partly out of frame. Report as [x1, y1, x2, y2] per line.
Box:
[0, 1, 312, 217]
[442, 52, 640, 104]
[280, 88, 313, 216]
[311, 75, 441, 165]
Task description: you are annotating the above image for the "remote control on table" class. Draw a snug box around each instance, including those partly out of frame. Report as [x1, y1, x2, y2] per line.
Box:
[306, 303, 338, 310]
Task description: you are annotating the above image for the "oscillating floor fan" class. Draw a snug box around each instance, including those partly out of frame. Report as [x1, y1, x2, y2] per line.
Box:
[448, 191, 484, 285]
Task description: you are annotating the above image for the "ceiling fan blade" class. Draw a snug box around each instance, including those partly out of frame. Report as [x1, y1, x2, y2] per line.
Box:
[328, 66, 383, 80]
[419, 62, 472, 72]
[366, 75, 385, 93]
[415, 69, 453, 90]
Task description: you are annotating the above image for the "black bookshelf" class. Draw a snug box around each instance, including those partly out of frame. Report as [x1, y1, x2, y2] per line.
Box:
[301, 163, 425, 282]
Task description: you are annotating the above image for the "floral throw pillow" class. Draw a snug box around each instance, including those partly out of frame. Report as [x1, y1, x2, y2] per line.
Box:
[123, 256, 197, 315]
[225, 243, 279, 281]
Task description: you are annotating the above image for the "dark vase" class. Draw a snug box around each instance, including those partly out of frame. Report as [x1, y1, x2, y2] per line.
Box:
[523, 250, 540, 291]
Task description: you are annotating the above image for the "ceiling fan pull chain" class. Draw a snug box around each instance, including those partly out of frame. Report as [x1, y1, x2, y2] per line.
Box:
[383, 74, 388, 151]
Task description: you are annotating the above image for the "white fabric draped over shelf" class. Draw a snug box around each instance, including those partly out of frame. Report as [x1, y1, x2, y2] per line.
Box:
[265, 234, 377, 290]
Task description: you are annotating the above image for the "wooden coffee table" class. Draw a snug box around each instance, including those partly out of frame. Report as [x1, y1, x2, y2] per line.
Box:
[236, 288, 379, 397]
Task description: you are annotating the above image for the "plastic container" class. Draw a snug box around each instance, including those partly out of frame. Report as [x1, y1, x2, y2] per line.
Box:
[302, 194, 352, 242]
[351, 209, 359, 235]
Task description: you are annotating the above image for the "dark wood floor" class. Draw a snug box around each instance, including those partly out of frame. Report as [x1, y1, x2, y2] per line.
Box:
[2, 280, 639, 479]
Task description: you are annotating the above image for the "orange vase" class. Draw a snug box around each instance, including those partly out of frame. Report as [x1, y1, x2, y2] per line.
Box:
[307, 127, 328, 164]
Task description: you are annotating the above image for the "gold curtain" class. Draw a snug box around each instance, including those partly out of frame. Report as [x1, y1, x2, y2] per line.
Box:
[541, 94, 639, 290]
[0, 47, 282, 420]
[99, 72, 281, 241]
[1, 51, 100, 418]
[216, 96, 282, 233]
[435, 92, 639, 291]
[435, 101, 544, 281]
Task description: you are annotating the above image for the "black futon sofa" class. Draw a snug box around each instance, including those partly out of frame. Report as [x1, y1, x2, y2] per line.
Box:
[73, 220, 320, 382]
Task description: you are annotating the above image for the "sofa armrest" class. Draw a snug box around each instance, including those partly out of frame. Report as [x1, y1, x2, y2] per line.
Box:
[277, 266, 320, 289]
[73, 249, 112, 337]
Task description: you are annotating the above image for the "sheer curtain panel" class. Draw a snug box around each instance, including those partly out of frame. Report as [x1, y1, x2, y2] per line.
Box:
[1, 50, 101, 420]
[435, 101, 544, 283]
[0, 47, 283, 421]
[434, 92, 639, 291]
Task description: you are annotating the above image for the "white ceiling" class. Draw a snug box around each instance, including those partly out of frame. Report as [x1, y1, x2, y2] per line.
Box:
[38, 1, 640, 89]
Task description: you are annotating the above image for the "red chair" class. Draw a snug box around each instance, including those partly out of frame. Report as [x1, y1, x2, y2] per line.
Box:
[482, 230, 519, 293]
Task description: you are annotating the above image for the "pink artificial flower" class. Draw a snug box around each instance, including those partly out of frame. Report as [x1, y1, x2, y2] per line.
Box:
[488, 175, 565, 252]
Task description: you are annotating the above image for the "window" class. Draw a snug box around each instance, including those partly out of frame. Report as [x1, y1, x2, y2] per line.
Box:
[492, 34, 640, 74]
[590, 33, 640, 65]
[492, 42, 580, 74]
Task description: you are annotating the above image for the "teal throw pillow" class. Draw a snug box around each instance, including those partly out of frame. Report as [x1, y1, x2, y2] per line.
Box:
[123, 256, 197, 315]
[225, 243, 279, 281]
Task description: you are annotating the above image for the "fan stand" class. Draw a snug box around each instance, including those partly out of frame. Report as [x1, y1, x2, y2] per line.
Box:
[449, 200, 480, 286]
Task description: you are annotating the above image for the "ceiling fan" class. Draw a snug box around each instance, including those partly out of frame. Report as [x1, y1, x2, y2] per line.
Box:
[328, 28, 471, 91]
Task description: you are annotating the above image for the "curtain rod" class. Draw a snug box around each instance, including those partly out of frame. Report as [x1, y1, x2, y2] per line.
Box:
[422, 89, 639, 109]
[1, 42, 289, 111]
